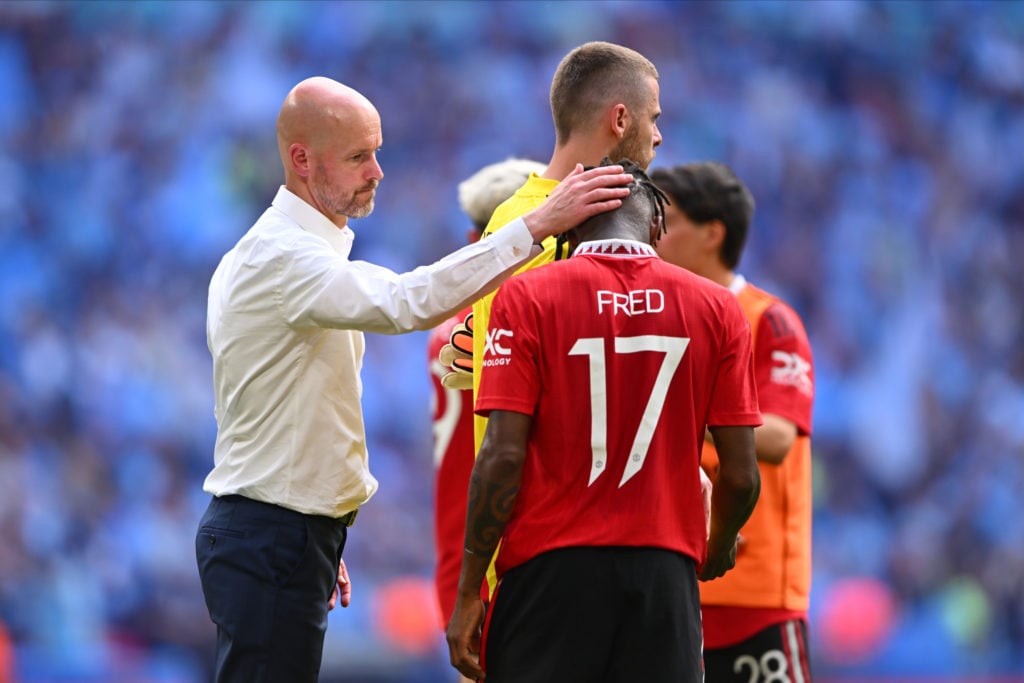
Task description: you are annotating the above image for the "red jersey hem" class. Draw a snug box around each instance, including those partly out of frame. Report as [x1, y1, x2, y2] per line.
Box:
[702, 605, 807, 649]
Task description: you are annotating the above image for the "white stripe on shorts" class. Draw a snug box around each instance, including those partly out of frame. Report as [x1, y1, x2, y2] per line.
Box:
[785, 621, 806, 683]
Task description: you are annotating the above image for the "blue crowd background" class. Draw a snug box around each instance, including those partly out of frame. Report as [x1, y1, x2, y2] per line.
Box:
[0, 1, 1021, 681]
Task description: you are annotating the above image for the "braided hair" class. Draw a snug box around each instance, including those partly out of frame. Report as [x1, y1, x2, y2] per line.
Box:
[554, 157, 670, 259]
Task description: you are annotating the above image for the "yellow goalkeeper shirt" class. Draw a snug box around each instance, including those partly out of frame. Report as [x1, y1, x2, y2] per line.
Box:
[472, 173, 561, 452]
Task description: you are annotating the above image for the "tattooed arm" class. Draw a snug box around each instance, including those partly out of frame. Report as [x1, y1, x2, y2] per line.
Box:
[446, 410, 531, 681]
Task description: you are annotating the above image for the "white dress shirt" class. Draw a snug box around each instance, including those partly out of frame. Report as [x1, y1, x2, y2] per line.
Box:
[204, 186, 536, 517]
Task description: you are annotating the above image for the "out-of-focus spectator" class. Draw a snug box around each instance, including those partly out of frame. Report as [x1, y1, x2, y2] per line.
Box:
[1, 1, 1022, 680]
[0, 618, 12, 683]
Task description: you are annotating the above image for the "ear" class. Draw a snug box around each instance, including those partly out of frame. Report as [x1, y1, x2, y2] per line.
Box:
[608, 103, 629, 140]
[566, 228, 581, 255]
[289, 143, 312, 178]
[704, 219, 726, 254]
[649, 214, 663, 246]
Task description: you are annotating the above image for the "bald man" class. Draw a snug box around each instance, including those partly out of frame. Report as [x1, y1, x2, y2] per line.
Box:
[195, 76, 632, 682]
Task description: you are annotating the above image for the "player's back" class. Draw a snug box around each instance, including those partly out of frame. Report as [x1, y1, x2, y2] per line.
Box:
[480, 241, 758, 575]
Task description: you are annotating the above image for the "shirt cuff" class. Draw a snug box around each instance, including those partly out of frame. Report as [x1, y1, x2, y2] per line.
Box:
[486, 217, 535, 268]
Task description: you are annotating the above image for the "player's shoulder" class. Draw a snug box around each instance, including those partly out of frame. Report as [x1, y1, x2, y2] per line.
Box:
[226, 212, 307, 269]
[739, 281, 785, 309]
[253, 209, 339, 260]
[742, 282, 809, 341]
[654, 260, 736, 300]
[507, 255, 569, 287]
[492, 258, 584, 312]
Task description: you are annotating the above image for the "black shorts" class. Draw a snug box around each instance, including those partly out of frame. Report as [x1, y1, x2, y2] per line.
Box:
[482, 546, 702, 683]
[703, 619, 812, 683]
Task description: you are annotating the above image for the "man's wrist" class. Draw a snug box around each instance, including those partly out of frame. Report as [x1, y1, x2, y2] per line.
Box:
[521, 211, 552, 243]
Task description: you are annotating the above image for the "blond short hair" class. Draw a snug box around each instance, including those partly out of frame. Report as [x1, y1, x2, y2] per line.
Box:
[458, 158, 546, 230]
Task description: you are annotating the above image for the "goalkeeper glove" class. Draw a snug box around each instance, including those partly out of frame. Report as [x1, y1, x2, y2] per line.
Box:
[438, 312, 474, 391]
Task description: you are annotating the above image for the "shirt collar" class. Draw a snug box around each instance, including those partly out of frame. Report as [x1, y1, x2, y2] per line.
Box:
[272, 186, 354, 258]
[572, 238, 658, 258]
[523, 173, 560, 196]
[727, 273, 747, 295]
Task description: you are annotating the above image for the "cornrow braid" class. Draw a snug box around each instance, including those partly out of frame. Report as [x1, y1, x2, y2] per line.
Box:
[555, 157, 670, 259]
[554, 219, 572, 261]
[620, 158, 670, 245]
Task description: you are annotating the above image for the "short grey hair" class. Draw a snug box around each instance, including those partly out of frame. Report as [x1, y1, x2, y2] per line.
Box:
[458, 158, 546, 230]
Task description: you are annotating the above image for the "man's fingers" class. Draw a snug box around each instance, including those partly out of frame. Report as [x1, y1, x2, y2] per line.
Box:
[574, 179, 632, 203]
[560, 163, 625, 183]
[337, 559, 351, 608]
[448, 636, 485, 679]
[522, 164, 632, 240]
[447, 599, 487, 679]
[563, 162, 585, 178]
[453, 651, 484, 680]
[555, 164, 631, 199]
[579, 197, 625, 218]
[567, 165, 631, 188]
[554, 165, 632, 218]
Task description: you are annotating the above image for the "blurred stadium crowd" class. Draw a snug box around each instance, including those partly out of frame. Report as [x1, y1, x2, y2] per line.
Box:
[0, 1, 1022, 681]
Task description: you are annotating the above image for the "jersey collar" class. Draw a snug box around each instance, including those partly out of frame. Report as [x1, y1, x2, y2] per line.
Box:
[573, 238, 658, 258]
[727, 273, 747, 295]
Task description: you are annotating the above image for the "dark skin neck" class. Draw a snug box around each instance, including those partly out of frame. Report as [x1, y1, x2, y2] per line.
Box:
[568, 213, 652, 252]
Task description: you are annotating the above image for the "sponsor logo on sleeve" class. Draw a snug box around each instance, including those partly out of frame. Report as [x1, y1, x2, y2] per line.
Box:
[483, 328, 513, 367]
[770, 351, 813, 396]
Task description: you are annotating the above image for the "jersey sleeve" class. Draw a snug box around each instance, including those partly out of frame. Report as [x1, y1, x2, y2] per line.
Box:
[753, 302, 814, 435]
[475, 280, 541, 418]
[706, 296, 762, 428]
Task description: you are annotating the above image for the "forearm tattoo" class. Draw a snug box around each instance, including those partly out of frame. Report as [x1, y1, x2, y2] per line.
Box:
[465, 468, 520, 557]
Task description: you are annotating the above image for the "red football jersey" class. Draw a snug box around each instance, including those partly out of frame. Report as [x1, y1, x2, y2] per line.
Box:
[476, 240, 761, 578]
[427, 308, 476, 627]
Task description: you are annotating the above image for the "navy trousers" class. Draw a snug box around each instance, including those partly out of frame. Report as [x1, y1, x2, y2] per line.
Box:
[195, 495, 348, 683]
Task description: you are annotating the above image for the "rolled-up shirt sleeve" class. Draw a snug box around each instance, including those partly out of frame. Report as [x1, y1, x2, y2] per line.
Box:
[281, 217, 537, 334]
